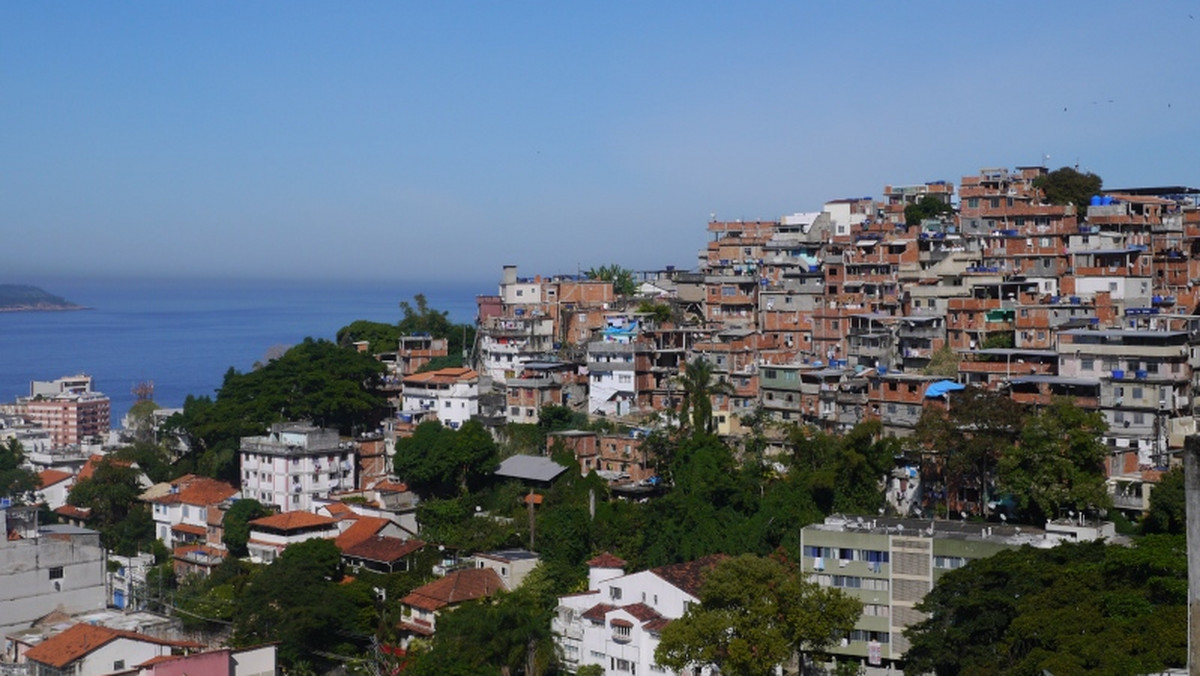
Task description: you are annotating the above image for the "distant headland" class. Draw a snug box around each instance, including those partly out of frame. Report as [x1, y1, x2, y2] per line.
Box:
[0, 285, 88, 312]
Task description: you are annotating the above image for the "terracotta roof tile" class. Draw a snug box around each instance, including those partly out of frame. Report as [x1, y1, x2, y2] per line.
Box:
[401, 568, 504, 612]
[581, 603, 617, 622]
[343, 536, 425, 563]
[170, 523, 206, 536]
[586, 552, 627, 568]
[53, 504, 92, 519]
[37, 469, 73, 488]
[250, 511, 338, 532]
[148, 476, 238, 507]
[643, 617, 671, 632]
[24, 623, 199, 669]
[651, 554, 729, 597]
[77, 455, 132, 481]
[334, 516, 392, 551]
[620, 602, 661, 622]
[402, 367, 478, 385]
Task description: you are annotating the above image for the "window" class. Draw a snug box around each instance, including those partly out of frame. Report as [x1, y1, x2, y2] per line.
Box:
[48, 567, 64, 580]
[1081, 358, 1094, 371]
[609, 586, 622, 601]
[114, 661, 125, 670]
[614, 658, 632, 672]
[613, 623, 632, 638]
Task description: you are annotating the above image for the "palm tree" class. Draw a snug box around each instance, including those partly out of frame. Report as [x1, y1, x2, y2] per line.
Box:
[675, 357, 735, 435]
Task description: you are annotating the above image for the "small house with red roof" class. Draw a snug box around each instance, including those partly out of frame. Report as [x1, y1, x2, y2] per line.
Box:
[144, 475, 239, 548]
[398, 567, 505, 648]
[246, 511, 339, 564]
[552, 553, 727, 676]
[21, 622, 201, 676]
[399, 367, 479, 430]
[35, 469, 74, 511]
[342, 536, 426, 574]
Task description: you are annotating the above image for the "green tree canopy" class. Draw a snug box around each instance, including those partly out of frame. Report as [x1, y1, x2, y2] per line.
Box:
[1141, 466, 1184, 535]
[222, 499, 270, 557]
[1033, 166, 1103, 212]
[67, 459, 153, 554]
[904, 195, 955, 227]
[655, 554, 862, 676]
[0, 438, 39, 504]
[997, 397, 1110, 523]
[233, 538, 361, 669]
[904, 536, 1185, 676]
[393, 420, 498, 498]
[167, 338, 387, 481]
[584, 264, 636, 296]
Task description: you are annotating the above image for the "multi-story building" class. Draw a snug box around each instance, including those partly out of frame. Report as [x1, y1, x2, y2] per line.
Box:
[17, 375, 111, 448]
[0, 507, 107, 637]
[552, 553, 726, 676]
[400, 367, 479, 430]
[239, 422, 357, 513]
[146, 474, 238, 548]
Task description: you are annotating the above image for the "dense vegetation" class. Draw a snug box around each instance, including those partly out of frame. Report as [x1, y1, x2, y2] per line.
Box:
[335, 293, 476, 368]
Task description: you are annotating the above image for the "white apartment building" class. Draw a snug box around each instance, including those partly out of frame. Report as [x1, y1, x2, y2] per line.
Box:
[553, 553, 725, 676]
[400, 367, 479, 430]
[239, 423, 357, 513]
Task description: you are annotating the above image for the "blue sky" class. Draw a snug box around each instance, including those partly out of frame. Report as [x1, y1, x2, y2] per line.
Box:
[3, 2, 1197, 284]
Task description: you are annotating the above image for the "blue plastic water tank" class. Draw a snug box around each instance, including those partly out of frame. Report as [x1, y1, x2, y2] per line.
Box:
[1090, 195, 1102, 206]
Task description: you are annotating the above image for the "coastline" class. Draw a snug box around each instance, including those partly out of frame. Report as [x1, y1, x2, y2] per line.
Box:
[0, 305, 91, 313]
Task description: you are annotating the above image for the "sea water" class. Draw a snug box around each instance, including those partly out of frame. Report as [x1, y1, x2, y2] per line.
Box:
[0, 276, 485, 420]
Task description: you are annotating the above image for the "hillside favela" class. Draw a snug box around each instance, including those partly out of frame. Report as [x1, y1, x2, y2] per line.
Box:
[2, 165, 1195, 676]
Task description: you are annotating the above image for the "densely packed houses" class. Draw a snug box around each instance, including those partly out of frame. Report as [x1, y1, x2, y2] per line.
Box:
[465, 165, 1200, 513]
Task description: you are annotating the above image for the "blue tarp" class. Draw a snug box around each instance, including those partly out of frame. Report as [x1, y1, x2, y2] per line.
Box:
[924, 380, 965, 398]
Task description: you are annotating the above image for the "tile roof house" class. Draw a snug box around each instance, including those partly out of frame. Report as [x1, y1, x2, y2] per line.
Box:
[36, 468, 74, 510]
[553, 554, 727, 675]
[143, 475, 239, 549]
[398, 567, 505, 648]
[342, 536, 426, 574]
[22, 622, 201, 676]
[246, 511, 339, 564]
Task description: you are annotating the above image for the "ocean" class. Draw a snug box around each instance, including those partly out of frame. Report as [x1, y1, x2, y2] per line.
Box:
[0, 277, 486, 421]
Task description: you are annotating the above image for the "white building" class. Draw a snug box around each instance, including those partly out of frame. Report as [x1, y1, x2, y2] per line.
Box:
[245, 511, 340, 564]
[473, 549, 540, 590]
[0, 508, 107, 637]
[400, 367, 479, 430]
[553, 553, 726, 675]
[239, 422, 357, 513]
[22, 622, 202, 676]
[145, 474, 238, 548]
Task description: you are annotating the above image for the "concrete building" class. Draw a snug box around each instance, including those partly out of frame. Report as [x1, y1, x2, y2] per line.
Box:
[0, 508, 107, 637]
[552, 553, 726, 676]
[799, 515, 1059, 673]
[399, 367, 479, 430]
[145, 474, 238, 549]
[239, 422, 357, 513]
[21, 623, 202, 676]
[17, 375, 111, 448]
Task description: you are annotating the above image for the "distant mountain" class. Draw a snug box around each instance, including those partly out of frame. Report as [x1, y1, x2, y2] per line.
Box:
[0, 285, 87, 311]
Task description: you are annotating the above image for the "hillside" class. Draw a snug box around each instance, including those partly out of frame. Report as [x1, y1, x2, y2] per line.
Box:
[0, 285, 86, 311]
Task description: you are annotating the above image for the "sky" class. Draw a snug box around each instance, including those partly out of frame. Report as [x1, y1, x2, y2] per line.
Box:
[3, 2, 1198, 285]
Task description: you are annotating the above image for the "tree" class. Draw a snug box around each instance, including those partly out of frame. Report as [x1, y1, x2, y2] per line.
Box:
[585, 264, 637, 297]
[222, 499, 270, 556]
[125, 399, 160, 444]
[904, 195, 954, 227]
[913, 386, 1023, 518]
[904, 536, 1185, 676]
[1033, 166, 1103, 213]
[1142, 466, 1184, 535]
[393, 420, 498, 498]
[997, 397, 1110, 523]
[233, 538, 362, 669]
[675, 358, 734, 434]
[923, 344, 960, 378]
[67, 458, 152, 553]
[655, 554, 862, 676]
[0, 438, 38, 504]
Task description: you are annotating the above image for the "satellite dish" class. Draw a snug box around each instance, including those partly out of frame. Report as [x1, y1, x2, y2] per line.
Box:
[960, 511, 968, 520]
[896, 524, 904, 533]
[999, 513, 1008, 522]
[856, 516, 864, 523]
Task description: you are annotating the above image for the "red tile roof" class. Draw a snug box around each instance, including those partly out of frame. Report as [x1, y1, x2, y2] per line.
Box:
[620, 602, 661, 622]
[53, 504, 92, 519]
[23, 623, 200, 669]
[170, 523, 207, 537]
[651, 554, 729, 598]
[402, 367, 478, 385]
[37, 469, 73, 488]
[250, 511, 338, 532]
[148, 475, 238, 507]
[401, 568, 504, 612]
[343, 536, 425, 563]
[586, 552, 627, 568]
[77, 454, 132, 481]
[581, 603, 617, 622]
[334, 516, 392, 551]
